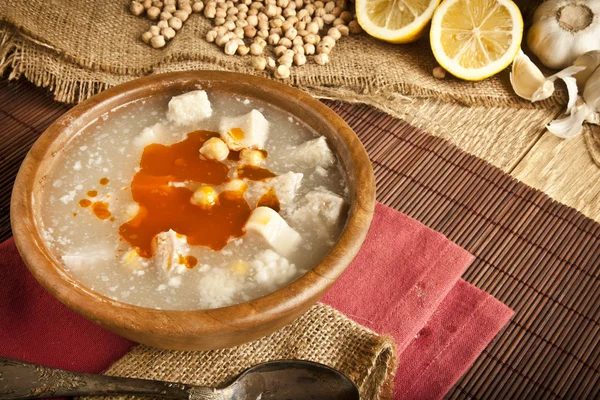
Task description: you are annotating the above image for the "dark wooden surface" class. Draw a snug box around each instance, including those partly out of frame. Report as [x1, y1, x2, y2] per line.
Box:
[1, 79, 599, 398]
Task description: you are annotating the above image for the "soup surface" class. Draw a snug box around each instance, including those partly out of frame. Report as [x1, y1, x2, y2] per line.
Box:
[38, 90, 348, 310]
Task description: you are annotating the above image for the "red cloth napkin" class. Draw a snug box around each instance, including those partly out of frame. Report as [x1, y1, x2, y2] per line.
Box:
[0, 202, 512, 399]
[322, 203, 514, 399]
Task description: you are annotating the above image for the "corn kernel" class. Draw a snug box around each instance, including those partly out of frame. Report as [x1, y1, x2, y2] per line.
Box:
[240, 148, 266, 166]
[230, 260, 250, 275]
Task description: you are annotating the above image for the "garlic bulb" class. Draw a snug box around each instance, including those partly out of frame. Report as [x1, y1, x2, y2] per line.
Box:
[528, 0, 600, 69]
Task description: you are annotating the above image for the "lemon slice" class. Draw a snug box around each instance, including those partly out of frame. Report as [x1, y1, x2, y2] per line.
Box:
[430, 0, 523, 81]
[356, 0, 440, 43]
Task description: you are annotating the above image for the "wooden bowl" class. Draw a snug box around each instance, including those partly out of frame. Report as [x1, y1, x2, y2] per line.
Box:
[10, 71, 375, 350]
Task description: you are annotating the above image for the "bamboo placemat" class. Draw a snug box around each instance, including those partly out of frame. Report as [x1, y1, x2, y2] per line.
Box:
[1, 79, 598, 399]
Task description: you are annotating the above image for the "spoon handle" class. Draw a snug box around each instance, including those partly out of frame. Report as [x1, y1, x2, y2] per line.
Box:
[0, 357, 215, 400]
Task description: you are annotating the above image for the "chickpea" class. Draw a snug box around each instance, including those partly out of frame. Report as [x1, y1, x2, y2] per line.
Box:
[314, 52, 329, 65]
[168, 16, 183, 30]
[141, 31, 154, 44]
[149, 25, 161, 35]
[206, 29, 218, 42]
[130, 1, 145, 16]
[348, 20, 361, 34]
[192, 1, 204, 12]
[250, 42, 264, 55]
[327, 27, 341, 40]
[303, 42, 315, 54]
[147, 6, 161, 19]
[224, 39, 239, 55]
[161, 27, 176, 39]
[337, 24, 349, 36]
[253, 56, 267, 70]
[275, 65, 292, 79]
[151, 35, 166, 48]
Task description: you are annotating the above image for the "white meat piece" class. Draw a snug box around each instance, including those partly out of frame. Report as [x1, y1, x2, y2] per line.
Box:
[250, 250, 297, 292]
[245, 207, 301, 256]
[61, 245, 112, 271]
[133, 122, 169, 147]
[198, 268, 246, 309]
[289, 137, 335, 169]
[290, 188, 346, 232]
[152, 229, 190, 274]
[244, 172, 303, 209]
[219, 109, 269, 150]
[166, 90, 212, 126]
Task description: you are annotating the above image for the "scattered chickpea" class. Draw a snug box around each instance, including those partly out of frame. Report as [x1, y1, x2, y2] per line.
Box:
[317, 42, 332, 54]
[274, 45, 287, 56]
[160, 11, 173, 20]
[267, 33, 280, 44]
[164, 4, 177, 13]
[162, 27, 176, 39]
[293, 53, 306, 66]
[303, 42, 315, 54]
[238, 45, 250, 55]
[266, 56, 277, 70]
[292, 36, 303, 46]
[321, 35, 335, 47]
[337, 24, 349, 36]
[253, 56, 267, 70]
[206, 30, 218, 42]
[192, 1, 204, 12]
[204, 6, 216, 17]
[331, 6, 342, 17]
[151, 35, 166, 48]
[214, 17, 226, 25]
[250, 42, 264, 55]
[433, 66, 446, 79]
[314, 52, 329, 65]
[174, 9, 190, 21]
[348, 20, 361, 34]
[327, 27, 341, 40]
[147, 6, 161, 19]
[169, 16, 183, 30]
[143, 0, 153, 9]
[278, 55, 293, 67]
[150, 25, 161, 35]
[157, 19, 169, 28]
[274, 64, 291, 79]
[224, 39, 239, 55]
[130, 1, 146, 16]
[141, 31, 154, 44]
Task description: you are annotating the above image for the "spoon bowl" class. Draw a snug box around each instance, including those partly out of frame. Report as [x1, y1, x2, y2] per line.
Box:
[0, 357, 360, 400]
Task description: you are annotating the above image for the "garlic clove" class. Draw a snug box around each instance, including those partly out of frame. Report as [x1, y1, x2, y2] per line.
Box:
[573, 50, 600, 91]
[510, 50, 554, 101]
[547, 101, 590, 139]
[583, 64, 600, 114]
[548, 65, 586, 111]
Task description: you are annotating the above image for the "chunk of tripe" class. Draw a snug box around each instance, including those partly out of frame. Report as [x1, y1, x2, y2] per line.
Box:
[152, 229, 190, 273]
[167, 90, 213, 126]
[133, 122, 169, 148]
[289, 136, 335, 169]
[219, 110, 269, 150]
[244, 172, 303, 209]
[245, 207, 301, 256]
[199, 137, 229, 161]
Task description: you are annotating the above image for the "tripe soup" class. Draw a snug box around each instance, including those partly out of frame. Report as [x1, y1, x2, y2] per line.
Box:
[37, 90, 348, 310]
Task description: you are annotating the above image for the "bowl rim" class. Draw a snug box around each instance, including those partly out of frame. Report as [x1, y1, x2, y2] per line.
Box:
[10, 70, 375, 338]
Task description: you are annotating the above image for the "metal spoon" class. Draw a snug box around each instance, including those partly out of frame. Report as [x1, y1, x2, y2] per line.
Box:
[0, 357, 359, 400]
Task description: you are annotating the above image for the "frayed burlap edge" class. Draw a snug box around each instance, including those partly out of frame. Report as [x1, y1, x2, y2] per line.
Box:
[78, 304, 398, 400]
[0, 21, 568, 110]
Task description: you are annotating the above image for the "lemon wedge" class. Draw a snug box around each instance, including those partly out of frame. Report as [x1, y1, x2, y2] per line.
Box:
[356, 0, 440, 43]
[430, 0, 523, 81]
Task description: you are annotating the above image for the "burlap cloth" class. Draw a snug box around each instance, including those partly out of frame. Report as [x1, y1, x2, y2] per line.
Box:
[3, 0, 599, 167]
[77, 303, 396, 399]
